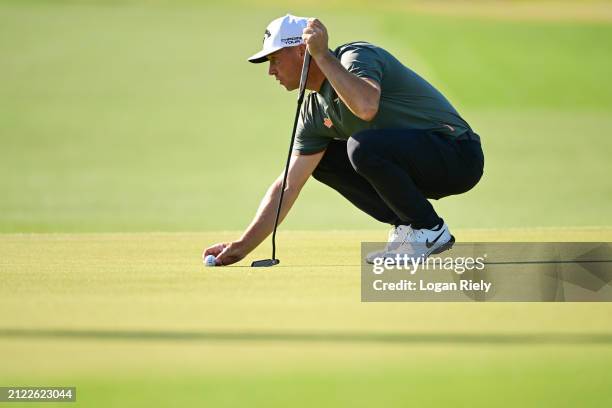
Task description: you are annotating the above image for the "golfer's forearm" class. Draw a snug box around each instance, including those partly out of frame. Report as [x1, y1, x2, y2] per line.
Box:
[314, 52, 379, 121]
[237, 178, 299, 253]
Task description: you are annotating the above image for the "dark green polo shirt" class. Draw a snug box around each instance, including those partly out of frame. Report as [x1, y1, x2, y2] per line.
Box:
[294, 41, 472, 154]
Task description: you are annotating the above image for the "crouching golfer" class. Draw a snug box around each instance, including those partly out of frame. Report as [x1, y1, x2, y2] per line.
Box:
[204, 14, 484, 265]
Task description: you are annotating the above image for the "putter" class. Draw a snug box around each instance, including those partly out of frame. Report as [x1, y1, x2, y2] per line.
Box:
[251, 51, 312, 268]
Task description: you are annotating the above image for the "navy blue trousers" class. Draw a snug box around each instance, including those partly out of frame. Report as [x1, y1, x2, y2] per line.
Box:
[311, 129, 484, 229]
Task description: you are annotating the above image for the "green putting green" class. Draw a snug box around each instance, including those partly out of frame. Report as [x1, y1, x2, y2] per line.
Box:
[1, 229, 612, 406]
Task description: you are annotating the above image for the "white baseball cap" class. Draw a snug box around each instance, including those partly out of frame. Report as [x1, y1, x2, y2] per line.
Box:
[248, 14, 309, 64]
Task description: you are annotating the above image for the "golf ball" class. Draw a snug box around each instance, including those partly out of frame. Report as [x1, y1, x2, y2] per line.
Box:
[203, 254, 216, 267]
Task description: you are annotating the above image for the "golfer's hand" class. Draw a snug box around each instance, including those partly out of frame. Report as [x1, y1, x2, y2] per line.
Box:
[302, 18, 329, 59]
[203, 241, 246, 266]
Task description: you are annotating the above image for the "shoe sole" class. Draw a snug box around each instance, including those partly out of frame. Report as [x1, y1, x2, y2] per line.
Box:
[429, 234, 455, 256]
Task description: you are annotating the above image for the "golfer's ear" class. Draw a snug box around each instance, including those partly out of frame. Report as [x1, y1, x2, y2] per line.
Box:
[297, 44, 306, 58]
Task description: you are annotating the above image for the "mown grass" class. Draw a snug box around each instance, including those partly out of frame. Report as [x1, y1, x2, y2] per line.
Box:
[1, 1, 610, 405]
[1, 229, 612, 406]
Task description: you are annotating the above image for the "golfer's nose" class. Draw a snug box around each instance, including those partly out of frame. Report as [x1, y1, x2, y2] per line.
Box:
[268, 64, 276, 76]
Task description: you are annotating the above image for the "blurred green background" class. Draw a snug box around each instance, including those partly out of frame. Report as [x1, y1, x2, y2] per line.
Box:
[1, 1, 612, 407]
[1, 0, 610, 232]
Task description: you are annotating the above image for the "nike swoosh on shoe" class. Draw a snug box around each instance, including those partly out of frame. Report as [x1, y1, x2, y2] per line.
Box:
[425, 229, 446, 249]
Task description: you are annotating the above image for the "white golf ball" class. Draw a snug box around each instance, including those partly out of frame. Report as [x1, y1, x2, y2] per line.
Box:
[203, 254, 216, 267]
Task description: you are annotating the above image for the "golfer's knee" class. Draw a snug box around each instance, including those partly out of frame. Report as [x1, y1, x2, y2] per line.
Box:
[347, 130, 377, 173]
[312, 158, 337, 183]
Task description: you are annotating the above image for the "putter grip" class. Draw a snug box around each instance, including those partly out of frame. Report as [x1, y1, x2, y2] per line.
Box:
[298, 51, 311, 97]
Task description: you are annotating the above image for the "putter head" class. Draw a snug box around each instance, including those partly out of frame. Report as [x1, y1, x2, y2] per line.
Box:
[251, 259, 280, 267]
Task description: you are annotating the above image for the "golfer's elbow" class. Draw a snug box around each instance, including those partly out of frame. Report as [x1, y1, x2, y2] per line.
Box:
[353, 79, 380, 122]
[354, 94, 379, 122]
[357, 103, 379, 122]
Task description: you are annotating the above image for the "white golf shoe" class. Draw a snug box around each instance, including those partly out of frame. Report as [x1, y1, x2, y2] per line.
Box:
[365, 225, 412, 263]
[365, 222, 455, 264]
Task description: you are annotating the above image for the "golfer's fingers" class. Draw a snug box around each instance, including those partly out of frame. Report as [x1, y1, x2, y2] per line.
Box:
[203, 247, 216, 257]
[302, 32, 321, 45]
[302, 29, 315, 41]
[216, 246, 235, 266]
[308, 19, 325, 31]
[203, 243, 226, 258]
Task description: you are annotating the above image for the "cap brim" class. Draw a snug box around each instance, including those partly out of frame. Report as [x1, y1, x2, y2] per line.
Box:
[247, 46, 283, 64]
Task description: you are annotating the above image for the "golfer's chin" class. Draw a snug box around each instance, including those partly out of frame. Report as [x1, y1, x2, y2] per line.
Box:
[280, 82, 298, 91]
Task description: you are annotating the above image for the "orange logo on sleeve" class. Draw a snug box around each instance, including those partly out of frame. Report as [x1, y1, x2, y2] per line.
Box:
[323, 117, 333, 128]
